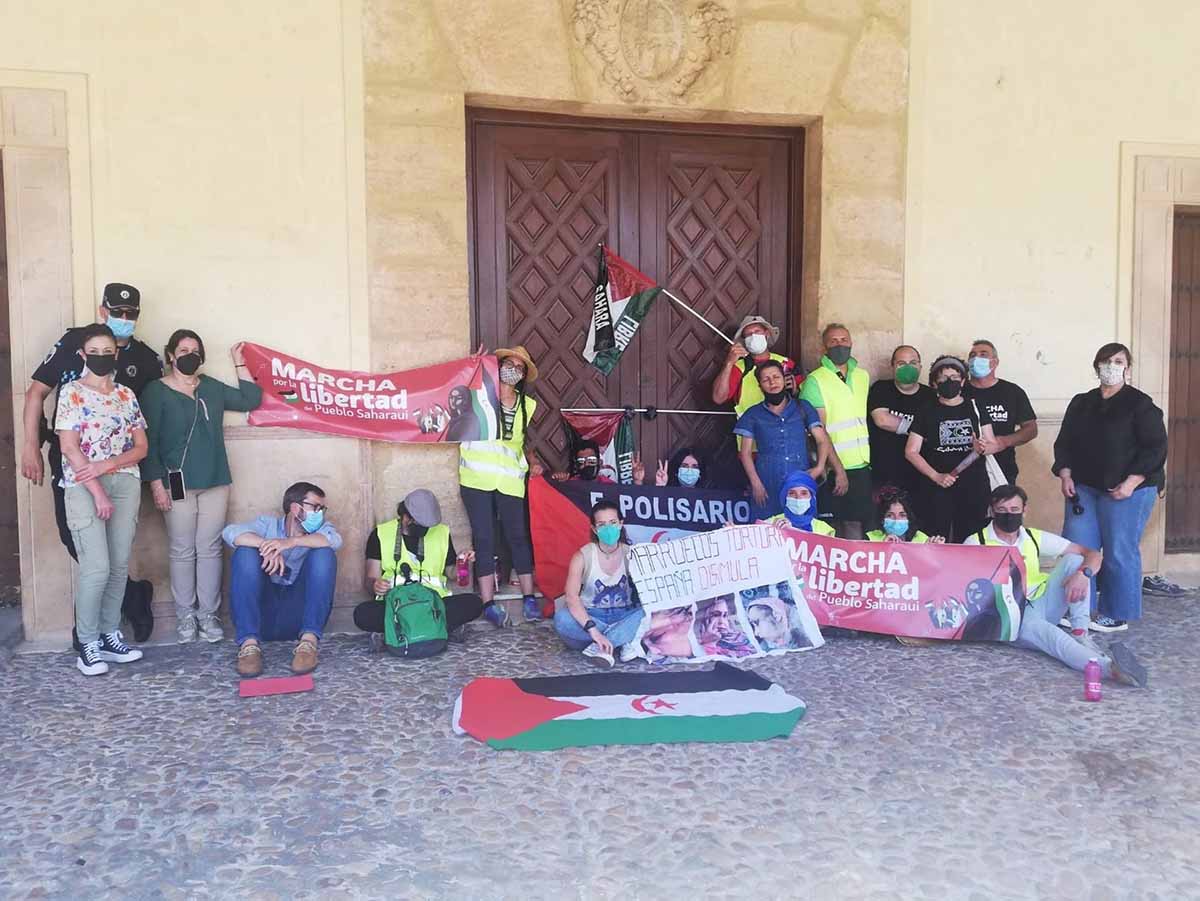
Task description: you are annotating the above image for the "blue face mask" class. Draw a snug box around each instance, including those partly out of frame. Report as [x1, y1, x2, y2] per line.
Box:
[106, 315, 136, 340]
[883, 518, 909, 537]
[677, 466, 700, 487]
[969, 356, 991, 379]
[786, 497, 810, 516]
[595, 524, 622, 546]
[301, 509, 325, 533]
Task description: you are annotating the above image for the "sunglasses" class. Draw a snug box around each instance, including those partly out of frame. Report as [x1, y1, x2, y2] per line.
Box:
[104, 307, 140, 320]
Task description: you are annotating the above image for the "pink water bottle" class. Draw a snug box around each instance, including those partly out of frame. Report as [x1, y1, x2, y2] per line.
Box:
[455, 554, 470, 587]
[1083, 658, 1103, 702]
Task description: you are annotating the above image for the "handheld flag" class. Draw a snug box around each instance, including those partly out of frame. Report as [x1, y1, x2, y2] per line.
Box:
[582, 246, 661, 375]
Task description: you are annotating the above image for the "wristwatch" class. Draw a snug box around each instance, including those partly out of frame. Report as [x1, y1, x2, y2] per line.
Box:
[582, 619, 597, 633]
[1081, 566, 1094, 578]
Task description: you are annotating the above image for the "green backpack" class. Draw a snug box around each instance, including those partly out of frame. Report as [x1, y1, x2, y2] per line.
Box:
[382, 562, 448, 658]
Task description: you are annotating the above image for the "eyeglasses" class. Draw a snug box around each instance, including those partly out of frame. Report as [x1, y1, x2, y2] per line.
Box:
[104, 307, 140, 321]
[300, 500, 328, 513]
[575, 456, 599, 465]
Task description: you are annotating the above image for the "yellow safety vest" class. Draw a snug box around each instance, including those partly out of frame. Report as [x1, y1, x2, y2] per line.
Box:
[376, 518, 451, 597]
[975, 526, 1047, 597]
[767, 514, 836, 536]
[459, 395, 537, 498]
[734, 353, 790, 451]
[807, 360, 870, 470]
[866, 530, 931, 543]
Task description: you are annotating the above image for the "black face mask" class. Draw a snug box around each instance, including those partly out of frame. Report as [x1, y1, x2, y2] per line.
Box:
[85, 353, 117, 377]
[827, 345, 852, 366]
[993, 511, 1023, 533]
[408, 523, 429, 540]
[577, 464, 599, 481]
[936, 379, 962, 399]
[763, 389, 788, 406]
[174, 352, 202, 376]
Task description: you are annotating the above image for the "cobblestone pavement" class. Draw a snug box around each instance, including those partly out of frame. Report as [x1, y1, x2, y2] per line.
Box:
[1, 593, 1198, 901]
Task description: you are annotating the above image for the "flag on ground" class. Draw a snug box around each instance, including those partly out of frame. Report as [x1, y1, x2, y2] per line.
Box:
[582, 246, 661, 375]
[561, 410, 636, 485]
[452, 662, 806, 751]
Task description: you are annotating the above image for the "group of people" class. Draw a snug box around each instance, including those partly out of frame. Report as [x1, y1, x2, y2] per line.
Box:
[19, 286, 1168, 690]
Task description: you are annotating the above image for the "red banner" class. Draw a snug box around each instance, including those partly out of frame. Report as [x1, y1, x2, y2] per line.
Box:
[779, 528, 1029, 641]
[242, 343, 500, 443]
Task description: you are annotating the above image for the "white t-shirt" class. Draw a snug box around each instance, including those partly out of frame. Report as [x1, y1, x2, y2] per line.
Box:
[963, 523, 1071, 561]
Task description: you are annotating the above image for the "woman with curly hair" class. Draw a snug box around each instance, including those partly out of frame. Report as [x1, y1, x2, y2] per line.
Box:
[865, 486, 946, 544]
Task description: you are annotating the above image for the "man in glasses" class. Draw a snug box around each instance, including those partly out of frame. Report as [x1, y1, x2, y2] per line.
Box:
[20, 283, 164, 558]
[221, 481, 342, 677]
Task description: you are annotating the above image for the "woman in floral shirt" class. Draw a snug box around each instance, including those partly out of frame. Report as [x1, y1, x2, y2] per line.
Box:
[56, 323, 149, 676]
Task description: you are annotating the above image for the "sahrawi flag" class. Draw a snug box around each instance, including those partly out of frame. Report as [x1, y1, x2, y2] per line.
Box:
[582, 245, 661, 375]
[561, 410, 636, 484]
[453, 663, 806, 751]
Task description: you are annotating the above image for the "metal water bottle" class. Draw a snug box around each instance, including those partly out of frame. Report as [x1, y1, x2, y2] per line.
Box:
[456, 554, 470, 587]
[1084, 658, 1103, 702]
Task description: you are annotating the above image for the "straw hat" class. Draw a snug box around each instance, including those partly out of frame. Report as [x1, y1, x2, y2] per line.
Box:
[494, 345, 538, 383]
[732, 315, 781, 347]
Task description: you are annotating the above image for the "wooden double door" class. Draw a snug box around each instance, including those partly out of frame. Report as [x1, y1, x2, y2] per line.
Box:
[1168, 211, 1200, 553]
[469, 111, 803, 480]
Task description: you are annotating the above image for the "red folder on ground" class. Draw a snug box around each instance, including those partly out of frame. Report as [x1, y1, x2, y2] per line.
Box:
[238, 675, 314, 698]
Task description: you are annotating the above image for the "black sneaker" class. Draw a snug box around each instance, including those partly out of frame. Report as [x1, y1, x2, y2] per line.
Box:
[1143, 575, 1188, 597]
[98, 630, 143, 664]
[1109, 642, 1148, 688]
[76, 640, 109, 676]
[1089, 616, 1128, 633]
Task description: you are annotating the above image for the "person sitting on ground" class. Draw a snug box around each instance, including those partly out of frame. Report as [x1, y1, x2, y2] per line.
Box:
[963, 484, 1146, 687]
[764, 470, 836, 536]
[222, 481, 342, 678]
[654, 446, 710, 488]
[354, 488, 482, 647]
[866, 486, 945, 543]
[553, 500, 645, 668]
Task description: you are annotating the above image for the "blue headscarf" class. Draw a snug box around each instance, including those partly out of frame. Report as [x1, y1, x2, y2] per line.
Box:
[778, 470, 820, 530]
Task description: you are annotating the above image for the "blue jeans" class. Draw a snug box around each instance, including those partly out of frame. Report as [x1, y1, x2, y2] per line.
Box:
[1015, 554, 1111, 676]
[229, 546, 337, 643]
[1062, 484, 1156, 621]
[554, 604, 645, 651]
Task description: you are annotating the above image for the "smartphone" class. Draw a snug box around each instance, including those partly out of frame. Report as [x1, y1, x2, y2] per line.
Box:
[167, 469, 186, 502]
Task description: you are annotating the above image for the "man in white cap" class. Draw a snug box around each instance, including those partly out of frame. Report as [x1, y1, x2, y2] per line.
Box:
[354, 488, 483, 646]
[712, 315, 800, 448]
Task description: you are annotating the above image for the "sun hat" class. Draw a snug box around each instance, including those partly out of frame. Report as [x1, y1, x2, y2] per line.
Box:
[732, 315, 780, 347]
[494, 345, 538, 383]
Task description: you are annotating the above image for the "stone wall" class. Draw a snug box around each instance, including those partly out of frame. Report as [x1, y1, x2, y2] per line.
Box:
[363, 0, 912, 542]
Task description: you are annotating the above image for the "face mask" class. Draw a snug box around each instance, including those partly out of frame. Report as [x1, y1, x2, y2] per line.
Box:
[744, 333, 768, 355]
[786, 497, 810, 516]
[85, 353, 118, 377]
[499, 365, 523, 386]
[1097, 362, 1126, 387]
[993, 511, 1023, 533]
[577, 464, 599, 480]
[936, 379, 962, 399]
[106, 315, 136, 340]
[408, 523, 429, 540]
[174, 352, 202, 376]
[677, 466, 701, 487]
[895, 364, 920, 386]
[827, 345, 852, 366]
[969, 356, 992, 379]
[595, 524, 621, 546]
[883, 518, 909, 537]
[300, 509, 325, 533]
[763, 389, 787, 406]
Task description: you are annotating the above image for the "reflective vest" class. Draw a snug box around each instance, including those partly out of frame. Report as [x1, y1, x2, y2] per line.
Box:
[734, 353, 791, 450]
[459, 395, 537, 498]
[376, 518, 451, 597]
[866, 530, 930, 543]
[807, 359, 870, 469]
[767, 514, 835, 536]
[974, 526, 1047, 597]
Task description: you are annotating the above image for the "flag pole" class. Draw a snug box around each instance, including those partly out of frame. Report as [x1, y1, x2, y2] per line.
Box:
[661, 290, 734, 346]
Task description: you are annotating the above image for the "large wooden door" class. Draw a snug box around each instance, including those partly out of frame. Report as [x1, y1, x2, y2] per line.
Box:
[1167, 211, 1200, 553]
[469, 111, 802, 475]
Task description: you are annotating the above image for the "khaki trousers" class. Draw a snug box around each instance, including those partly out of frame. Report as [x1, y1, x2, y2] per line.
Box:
[163, 483, 231, 619]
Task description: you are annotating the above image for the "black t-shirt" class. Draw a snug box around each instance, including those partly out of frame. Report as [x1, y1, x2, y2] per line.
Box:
[867, 380, 935, 485]
[963, 379, 1035, 482]
[911, 400, 992, 474]
[33, 328, 163, 430]
[364, 529, 456, 571]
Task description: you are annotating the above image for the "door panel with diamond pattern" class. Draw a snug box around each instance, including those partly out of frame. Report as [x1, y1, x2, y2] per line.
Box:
[470, 115, 798, 478]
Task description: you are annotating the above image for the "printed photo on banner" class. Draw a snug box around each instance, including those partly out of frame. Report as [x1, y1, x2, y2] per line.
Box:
[624, 525, 824, 665]
[777, 527, 1027, 642]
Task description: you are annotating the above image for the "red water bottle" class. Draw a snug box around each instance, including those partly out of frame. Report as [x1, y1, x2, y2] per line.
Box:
[1083, 658, 1102, 702]
[455, 554, 470, 587]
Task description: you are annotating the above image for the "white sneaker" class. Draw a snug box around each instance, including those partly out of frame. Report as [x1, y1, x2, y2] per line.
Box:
[618, 643, 642, 663]
[76, 640, 109, 676]
[197, 615, 225, 643]
[582, 642, 614, 668]
[177, 615, 198, 643]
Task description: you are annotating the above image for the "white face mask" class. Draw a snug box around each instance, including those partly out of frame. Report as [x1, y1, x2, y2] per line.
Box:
[744, 333, 769, 355]
[499, 365, 523, 386]
[1097, 362, 1126, 387]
